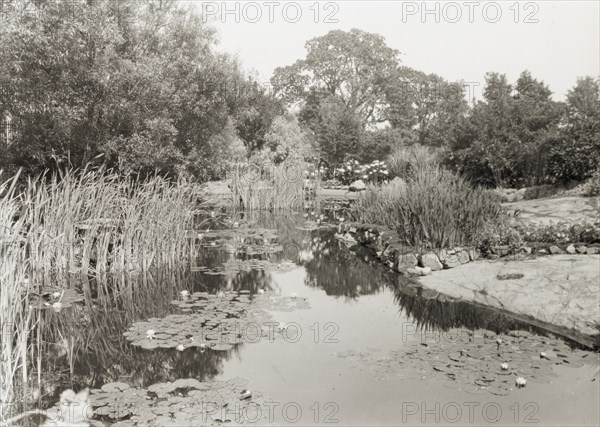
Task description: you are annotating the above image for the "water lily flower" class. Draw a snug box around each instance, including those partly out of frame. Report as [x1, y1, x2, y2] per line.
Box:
[146, 329, 156, 340]
[515, 377, 527, 388]
[501, 363, 509, 370]
[233, 222, 239, 228]
[52, 291, 61, 299]
[210, 211, 215, 218]
[176, 344, 185, 352]
[339, 217, 345, 222]
[239, 389, 252, 400]
[52, 302, 62, 312]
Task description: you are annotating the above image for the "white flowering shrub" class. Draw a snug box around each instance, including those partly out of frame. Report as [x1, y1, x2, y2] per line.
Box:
[332, 160, 389, 185]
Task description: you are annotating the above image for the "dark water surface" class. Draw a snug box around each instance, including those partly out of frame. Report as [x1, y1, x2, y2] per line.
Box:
[43, 212, 599, 426]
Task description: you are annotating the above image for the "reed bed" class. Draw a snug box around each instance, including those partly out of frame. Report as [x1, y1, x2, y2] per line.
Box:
[230, 161, 307, 211]
[350, 167, 502, 249]
[0, 168, 198, 417]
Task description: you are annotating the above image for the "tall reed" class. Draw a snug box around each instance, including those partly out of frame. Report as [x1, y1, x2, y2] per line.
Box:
[350, 167, 502, 250]
[230, 161, 306, 211]
[0, 171, 33, 421]
[0, 168, 199, 418]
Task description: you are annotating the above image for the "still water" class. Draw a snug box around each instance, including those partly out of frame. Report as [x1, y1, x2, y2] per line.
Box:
[42, 212, 599, 426]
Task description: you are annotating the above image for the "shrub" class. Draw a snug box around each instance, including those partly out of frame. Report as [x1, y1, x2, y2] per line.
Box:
[332, 160, 390, 185]
[350, 167, 502, 249]
[474, 217, 525, 257]
[582, 169, 600, 197]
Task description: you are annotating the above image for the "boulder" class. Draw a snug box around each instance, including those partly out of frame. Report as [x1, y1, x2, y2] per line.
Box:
[586, 247, 600, 255]
[415, 266, 432, 276]
[419, 253, 443, 271]
[442, 253, 462, 268]
[457, 249, 470, 264]
[349, 180, 366, 192]
[566, 244, 576, 254]
[576, 245, 588, 254]
[549, 245, 565, 255]
[468, 248, 481, 261]
[398, 253, 418, 269]
[406, 268, 420, 276]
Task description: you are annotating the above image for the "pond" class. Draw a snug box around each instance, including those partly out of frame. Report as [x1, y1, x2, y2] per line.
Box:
[34, 211, 599, 426]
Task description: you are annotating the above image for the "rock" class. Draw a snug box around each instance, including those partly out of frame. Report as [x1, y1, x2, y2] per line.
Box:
[436, 249, 447, 264]
[468, 248, 481, 261]
[566, 244, 576, 254]
[349, 180, 366, 192]
[493, 245, 510, 256]
[586, 247, 600, 255]
[419, 253, 443, 271]
[549, 245, 565, 255]
[442, 253, 461, 268]
[538, 249, 548, 254]
[576, 245, 588, 254]
[415, 266, 432, 276]
[398, 253, 418, 269]
[457, 249, 470, 264]
[523, 247, 532, 254]
[406, 268, 420, 276]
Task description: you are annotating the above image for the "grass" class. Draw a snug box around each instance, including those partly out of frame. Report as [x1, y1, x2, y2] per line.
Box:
[230, 161, 309, 211]
[386, 144, 441, 180]
[349, 167, 502, 250]
[0, 167, 198, 417]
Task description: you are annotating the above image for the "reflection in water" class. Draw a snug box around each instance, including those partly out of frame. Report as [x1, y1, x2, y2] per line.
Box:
[41, 211, 593, 409]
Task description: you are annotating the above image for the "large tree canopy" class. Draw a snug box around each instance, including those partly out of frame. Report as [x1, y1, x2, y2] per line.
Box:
[0, 0, 280, 179]
[272, 29, 400, 126]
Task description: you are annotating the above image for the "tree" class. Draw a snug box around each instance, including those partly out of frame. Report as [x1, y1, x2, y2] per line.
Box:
[547, 76, 600, 182]
[385, 67, 468, 147]
[0, 0, 280, 179]
[449, 71, 563, 187]
[272, 29, 401, 126]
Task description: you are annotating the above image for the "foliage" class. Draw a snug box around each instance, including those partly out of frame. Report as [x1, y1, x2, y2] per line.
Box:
[0, 1, 279, 179]
[332, 160, 389, 185]
[547, 77, 600, 183]
[260, 115, 315, 164]
[447, 71, 564, 187]
[272, 29, 400, 126]
[514, 221, 600, 245]
[350, 167, 502, 249]
[474, 217, 525, 257]
[582, 169, 600, 197]
[386, 144, 440, 179]
[385, 67, 469, 147]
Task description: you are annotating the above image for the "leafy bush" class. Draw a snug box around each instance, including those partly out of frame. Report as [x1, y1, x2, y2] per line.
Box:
[332, 160, 390, 185]
[474, 217, 525, 257]
[582, 169, 600, 197]
[350, 167, 502, 249]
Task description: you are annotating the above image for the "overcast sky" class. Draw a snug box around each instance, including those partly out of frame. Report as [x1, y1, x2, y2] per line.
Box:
[193, 1, 599, 101]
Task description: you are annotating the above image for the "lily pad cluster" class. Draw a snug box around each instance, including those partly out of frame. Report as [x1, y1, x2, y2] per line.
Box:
[123, 291, 310, 350]
[29, 287, 85, 312]
[90, 377, 271, 426]
[197, 228, 281, 255]
[193, 259, 298, 275]
[335, 328, 598, 396]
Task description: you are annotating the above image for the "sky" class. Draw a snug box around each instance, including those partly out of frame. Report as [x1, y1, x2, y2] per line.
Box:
[189, 0, 600, 102]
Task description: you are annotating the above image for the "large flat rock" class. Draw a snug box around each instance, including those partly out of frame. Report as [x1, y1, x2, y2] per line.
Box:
[503, 196, 600, 225]
[419, 255, 600, 337]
